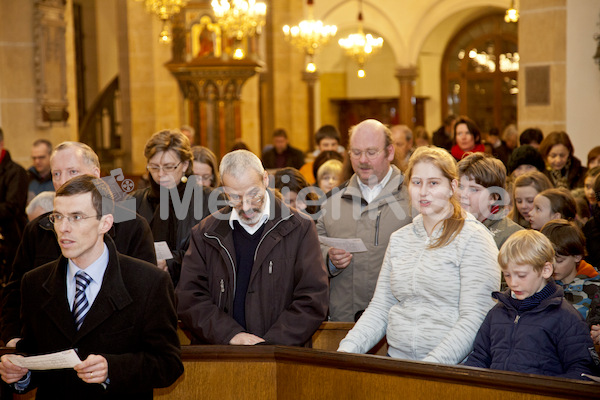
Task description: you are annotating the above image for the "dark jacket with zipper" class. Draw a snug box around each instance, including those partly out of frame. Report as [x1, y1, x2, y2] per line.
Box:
[464, 283, 599, 379]
[176, 191, 329, 346]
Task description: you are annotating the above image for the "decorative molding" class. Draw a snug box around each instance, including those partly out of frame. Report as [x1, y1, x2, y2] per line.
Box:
[33, 0, 69, 128]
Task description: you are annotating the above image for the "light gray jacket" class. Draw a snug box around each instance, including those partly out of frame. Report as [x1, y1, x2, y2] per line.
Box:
[316, 166, 412, 322]
[338, 213, 501, 364]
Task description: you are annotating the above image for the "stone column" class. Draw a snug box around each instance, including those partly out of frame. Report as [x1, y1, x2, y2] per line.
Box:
[395, 67, 418, 128]
[302, 70, 319, 146]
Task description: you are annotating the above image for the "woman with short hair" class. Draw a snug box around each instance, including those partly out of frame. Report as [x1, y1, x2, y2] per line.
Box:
[133, 130, 215, 285]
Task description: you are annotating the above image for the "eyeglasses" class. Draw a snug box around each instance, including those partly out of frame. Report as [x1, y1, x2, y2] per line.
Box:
[147, 162, 182, 173]
[49, 213, 99, 225]
[226, 189, 265, 207]
[348, 148, 385, 160]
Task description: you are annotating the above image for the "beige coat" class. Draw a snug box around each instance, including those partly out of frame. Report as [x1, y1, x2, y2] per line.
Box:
[316, 166, 412, 321]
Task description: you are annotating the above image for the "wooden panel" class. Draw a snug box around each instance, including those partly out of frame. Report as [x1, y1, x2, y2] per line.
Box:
[278, 362, 558, 400]
[155, 360, 276, 400]
[4, 346, 599, 400]
[312, 321, 387, 355]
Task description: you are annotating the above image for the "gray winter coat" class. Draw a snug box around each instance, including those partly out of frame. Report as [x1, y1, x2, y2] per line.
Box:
[316, 166, 412, 321]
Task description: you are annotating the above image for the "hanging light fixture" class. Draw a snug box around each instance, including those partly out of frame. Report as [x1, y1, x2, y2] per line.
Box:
[211, 0, 267, 41]
[338, 0, 383, 78]
[136, 0, 190, 44]
[505, 0, 519, 23]
[282, 0, 337, 73]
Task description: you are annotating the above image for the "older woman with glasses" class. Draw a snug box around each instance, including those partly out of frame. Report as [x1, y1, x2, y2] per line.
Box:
[133, 129, 216, 285]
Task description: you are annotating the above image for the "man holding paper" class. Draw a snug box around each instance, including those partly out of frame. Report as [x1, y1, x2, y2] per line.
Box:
[0, 175, 183, 398]
[317, 119, 412, 322]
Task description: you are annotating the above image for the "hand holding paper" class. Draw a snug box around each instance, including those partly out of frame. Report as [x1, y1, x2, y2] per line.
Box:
[154, 241, 174, 261]
[4, 349, 82, 370]
[0, 354, 29, 384]
[318, 236, 368, 253]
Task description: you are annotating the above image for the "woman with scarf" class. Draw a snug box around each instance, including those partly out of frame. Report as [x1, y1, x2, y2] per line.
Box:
[450, 116, 486, 162]
[539, 131, 587, 190]
[133, 129, 215, 285]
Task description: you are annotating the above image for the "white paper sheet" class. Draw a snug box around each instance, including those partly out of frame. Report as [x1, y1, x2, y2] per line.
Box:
[318, 236, 368, 253]
[6, 349, 82, 370]
[581, 373, 600, 382]
[154, 241, 174, 260]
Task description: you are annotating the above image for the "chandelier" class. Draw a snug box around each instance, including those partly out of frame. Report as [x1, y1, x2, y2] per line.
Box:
[338, 0, 383, 78]
[282, 0, 337, 73]
[505, 0, 519, 23]
[136, 0, 189, 43]
[211, 0, 267, 42]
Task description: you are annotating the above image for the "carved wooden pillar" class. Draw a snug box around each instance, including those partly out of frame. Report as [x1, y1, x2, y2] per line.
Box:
[166, 5, 263, 157]
[302, 71, 319, 146]
[395, 67, 418, 128]
[167, 64, 260, 158]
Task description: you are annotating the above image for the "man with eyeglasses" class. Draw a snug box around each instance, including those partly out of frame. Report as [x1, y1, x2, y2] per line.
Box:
[0, 175, 183, 398]
[177, 150, 328, 346]
[316, 119, 412, 322]
[1, 141, 156, 347]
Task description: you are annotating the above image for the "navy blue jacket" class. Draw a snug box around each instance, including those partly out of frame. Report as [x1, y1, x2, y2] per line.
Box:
[464, 283, 599, 380]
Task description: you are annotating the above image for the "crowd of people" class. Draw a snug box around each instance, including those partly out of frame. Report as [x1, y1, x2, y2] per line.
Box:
[1, 114, 600, 396]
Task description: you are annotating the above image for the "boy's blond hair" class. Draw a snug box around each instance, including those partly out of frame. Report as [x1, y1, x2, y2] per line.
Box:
[317, 159, 343, 182]
[499, 230, 555, 274]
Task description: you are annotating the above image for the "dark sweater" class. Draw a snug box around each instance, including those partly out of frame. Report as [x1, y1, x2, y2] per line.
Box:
[232, 220, 266, 329]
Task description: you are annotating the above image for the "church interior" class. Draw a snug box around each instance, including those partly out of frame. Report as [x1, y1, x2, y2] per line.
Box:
[1, 0, 600, 178]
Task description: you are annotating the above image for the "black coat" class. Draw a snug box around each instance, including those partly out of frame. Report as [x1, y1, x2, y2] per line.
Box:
[132, 178, 218, 286]
[0, 211, 156, 344]
[583, 205, 600, 269]
[14, 236, 183, 399]
[0, 150, 28, 267]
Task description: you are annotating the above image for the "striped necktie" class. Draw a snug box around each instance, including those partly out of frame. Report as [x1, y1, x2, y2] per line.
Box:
[73, 271, 92, 330]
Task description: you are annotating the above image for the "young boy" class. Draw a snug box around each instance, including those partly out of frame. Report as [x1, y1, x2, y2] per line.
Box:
[457, 153, 523, 249]
[540, 219, 600, 337]
[300, 125, 342, 184]
[464, 230, 599, 379]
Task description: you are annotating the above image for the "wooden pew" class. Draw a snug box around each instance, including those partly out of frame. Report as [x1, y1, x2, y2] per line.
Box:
[180, 320, 387, 354]
[311, 321, 388, 355]
[154, 346, 600, 399]
[2, 345, 599, 399]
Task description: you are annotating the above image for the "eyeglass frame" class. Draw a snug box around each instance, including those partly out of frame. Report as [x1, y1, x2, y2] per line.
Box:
[225, 187, 266, 208]
[146, 161, 182, 173]
[49, 212, 100, 225]
[348, 147, 387, 160]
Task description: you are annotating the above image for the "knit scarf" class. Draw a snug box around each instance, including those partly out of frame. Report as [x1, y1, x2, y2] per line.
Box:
[451, 143, 486, 161]
[508, 282, 556, 313]
[547, 158, 571, 189]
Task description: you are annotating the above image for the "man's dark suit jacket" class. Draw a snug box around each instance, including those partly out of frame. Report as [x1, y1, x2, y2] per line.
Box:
[14, 236, 183, 399]
[1, 211, 156, 344]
